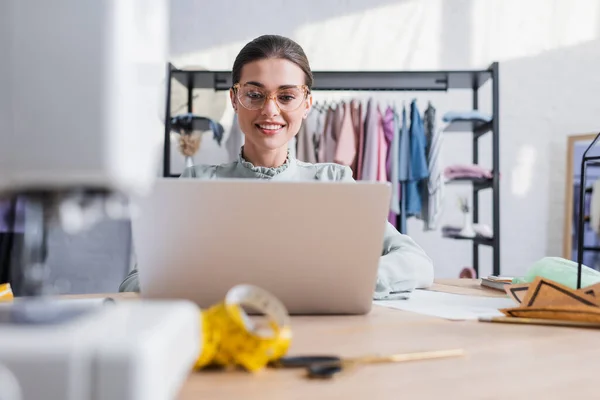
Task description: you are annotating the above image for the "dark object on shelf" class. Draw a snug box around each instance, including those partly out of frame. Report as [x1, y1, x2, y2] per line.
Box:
[162, 63, 501, 277]
[446, 177, 493, 191]
[577, 132, 600, 288]
[170, 113, 224, 145]
[443, 233, 494, 246]
[444, 120, 492, 138]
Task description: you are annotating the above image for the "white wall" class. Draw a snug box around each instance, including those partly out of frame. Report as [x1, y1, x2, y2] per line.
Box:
[166, 0, 600, 279]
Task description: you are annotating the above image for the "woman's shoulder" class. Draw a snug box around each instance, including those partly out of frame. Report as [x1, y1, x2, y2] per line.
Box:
[180, 161, 238, 179]
[294, 159, 354, 182]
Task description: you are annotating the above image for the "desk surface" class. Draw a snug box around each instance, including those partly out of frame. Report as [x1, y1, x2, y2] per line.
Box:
[80, 280, 600, 398]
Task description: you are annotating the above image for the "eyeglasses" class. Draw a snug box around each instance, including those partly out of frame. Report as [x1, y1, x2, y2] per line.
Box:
[232, 83, 309, 112]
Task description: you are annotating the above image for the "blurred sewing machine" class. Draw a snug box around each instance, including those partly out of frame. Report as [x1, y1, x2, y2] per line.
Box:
[0, 1, 200, 399]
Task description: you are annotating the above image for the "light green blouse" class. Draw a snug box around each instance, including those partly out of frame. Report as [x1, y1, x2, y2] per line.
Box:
[119, 151, 434, 299]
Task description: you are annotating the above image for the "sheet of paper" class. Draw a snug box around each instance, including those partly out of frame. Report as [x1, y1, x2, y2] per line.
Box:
[375, 289, 517, 321]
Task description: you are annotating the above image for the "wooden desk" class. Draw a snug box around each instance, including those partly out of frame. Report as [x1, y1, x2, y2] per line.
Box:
[71, 280, 600, 398]
[178, 279, 599, 399]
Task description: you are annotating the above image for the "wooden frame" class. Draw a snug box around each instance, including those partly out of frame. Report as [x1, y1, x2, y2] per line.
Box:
[563, 133, 600, 259]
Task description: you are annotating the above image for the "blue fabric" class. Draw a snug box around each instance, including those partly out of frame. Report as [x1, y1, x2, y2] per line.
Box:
[397, 105, 410, 234]
[442, 110, 492, 123]
[398, 105, 410, 181]
[406, 100, 429, 217]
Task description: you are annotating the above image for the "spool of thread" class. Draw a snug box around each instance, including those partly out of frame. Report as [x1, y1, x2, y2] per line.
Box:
[459, 267, 477, 279]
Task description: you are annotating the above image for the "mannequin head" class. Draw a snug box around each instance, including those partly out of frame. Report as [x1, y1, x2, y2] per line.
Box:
[230, 35, 313, 167]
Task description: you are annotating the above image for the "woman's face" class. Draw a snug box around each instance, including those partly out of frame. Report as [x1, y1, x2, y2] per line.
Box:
[230, 58, 312, 155]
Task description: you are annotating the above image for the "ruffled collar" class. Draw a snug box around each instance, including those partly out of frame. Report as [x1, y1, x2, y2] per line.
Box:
[238, 147, 291, 178]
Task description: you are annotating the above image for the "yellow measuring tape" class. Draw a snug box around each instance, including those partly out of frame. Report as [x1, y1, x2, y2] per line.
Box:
[194, 284, 292, 372]
[0, 282, 290, 372]
[0, 284, 13, 302]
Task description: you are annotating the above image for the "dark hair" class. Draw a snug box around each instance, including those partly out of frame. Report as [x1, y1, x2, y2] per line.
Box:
[232, 35, 313, 90]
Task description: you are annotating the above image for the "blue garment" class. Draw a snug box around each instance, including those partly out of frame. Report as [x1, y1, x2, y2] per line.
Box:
[398, 105, 410, 181]
[406, 100, 429, 217]
[397, 105, 410, 234]
[442, 110, 492, 123]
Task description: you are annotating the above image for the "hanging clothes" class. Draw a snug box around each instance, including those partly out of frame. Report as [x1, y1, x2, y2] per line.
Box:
[327, 105, 342, 163]
[352, 100, 365, 180]
[376, 106, 388, 183]
[297, 108, 319, 163]
[334, 102, 357, 167]
[309, 104, 327, 162]
[382, 106, 398, 226]
[382, 106, 395, 179]
[405, 99, 429, 217]
[398, 104, 410, 234]
[389, 107, 401, 216]
[361, 98, 380, 181]
[423, 102, 444, 231]
[318, 106, 335, 162]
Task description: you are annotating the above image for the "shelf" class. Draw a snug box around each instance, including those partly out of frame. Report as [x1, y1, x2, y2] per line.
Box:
[443, 234, 494, 246]
[443, 119, 492, 138]
[446, 177, 493, 191]
[164, 62, 500, 276]
[170, 68, 493, 91]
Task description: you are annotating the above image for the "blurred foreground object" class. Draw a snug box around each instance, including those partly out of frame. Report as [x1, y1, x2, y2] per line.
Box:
[0, 1, 202, 399]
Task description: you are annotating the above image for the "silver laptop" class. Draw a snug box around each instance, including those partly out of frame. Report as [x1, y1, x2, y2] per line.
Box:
[132, 178, 391, 315]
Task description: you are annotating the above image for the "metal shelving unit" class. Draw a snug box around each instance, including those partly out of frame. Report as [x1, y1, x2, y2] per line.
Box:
[162, 62, 501, 276]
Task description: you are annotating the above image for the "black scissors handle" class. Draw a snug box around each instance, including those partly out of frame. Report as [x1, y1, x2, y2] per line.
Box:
[272, 355, 346, 379]
[273, 355, 340, 369]
[306, 362, 344, 379]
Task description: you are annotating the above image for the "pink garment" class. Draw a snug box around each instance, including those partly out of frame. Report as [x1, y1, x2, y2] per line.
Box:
[382, 106, 395, 179]
[334, 102, 356, 166]
[318, 107, 334, 162]
[376, 107, 388, 182]
[444, 164, 493, 179]
[382, 106, 396, 227]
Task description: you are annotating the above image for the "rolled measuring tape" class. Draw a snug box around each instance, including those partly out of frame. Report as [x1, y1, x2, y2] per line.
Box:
[194, 284, 292, 372]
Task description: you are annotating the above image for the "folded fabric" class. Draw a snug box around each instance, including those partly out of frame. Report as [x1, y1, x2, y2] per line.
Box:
[444, 164, 492, 180]
[442, 224, 493, 239]
[442, 110, 492, 123]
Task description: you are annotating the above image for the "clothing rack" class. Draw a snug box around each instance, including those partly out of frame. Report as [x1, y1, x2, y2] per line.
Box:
[162, 62, 501, 276]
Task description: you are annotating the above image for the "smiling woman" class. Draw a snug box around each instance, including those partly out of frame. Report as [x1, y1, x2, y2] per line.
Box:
[118, 34, 434, 299]
[229, 36, 314, 168]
